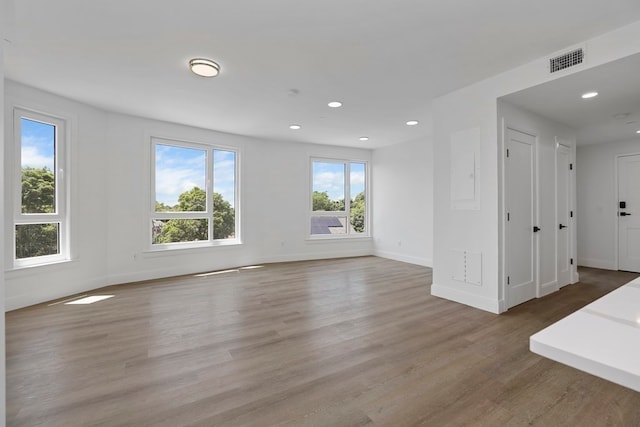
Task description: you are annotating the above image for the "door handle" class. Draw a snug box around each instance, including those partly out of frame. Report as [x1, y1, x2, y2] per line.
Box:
[619, 212, 632, 216]
[559, 224, 567, 229]
[533, 226, 541, 232]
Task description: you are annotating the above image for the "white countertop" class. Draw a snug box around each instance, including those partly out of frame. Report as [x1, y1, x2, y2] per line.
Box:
[530, 277, 640, 392]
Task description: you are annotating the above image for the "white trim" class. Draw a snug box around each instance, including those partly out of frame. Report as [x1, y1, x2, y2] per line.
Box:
[431, 283, 501, 314]
[149, 137, 240, 248]
[578, 257, 616, 271]
[107, 251, 375, 288]
[539, 280, 558, 297]
[11, 107, 70, 268]
[374, 250, 432, 267]
[309, 157, 370, 238]
[5, 274, 106, 311]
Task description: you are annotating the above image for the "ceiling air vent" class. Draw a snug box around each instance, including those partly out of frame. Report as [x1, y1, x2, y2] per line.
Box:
[549, 48, 584, 73]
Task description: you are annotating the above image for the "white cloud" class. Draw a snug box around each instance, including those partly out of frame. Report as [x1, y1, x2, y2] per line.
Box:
[350, 171, 365, 196]
[21, 144, 54, 170]
[155, 166, 205, 206]
[314, 171, 345, 200]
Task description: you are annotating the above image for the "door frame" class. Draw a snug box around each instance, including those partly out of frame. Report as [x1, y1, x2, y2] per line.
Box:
[614, 152, 640, 271]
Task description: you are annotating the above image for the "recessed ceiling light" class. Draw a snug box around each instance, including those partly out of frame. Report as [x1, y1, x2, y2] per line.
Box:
[189, 58, 220, 77]
[289, 124, 301, 130]
[359, 136, 369, 141]
[328, 101, 343, 108]
[406, 120, 419, 126]
[581, 91, 598, 99]
[636, 129, 640, 134]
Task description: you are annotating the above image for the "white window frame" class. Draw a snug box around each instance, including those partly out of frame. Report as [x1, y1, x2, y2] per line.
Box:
[309, 157, 370, 239]
[13, 108, 69, 267]
[150, 137, 240, 250]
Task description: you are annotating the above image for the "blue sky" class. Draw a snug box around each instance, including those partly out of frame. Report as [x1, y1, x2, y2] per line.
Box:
[155, 144, 236, 207]
[21, 118, 55, 170]
[313, 161, 365, 201]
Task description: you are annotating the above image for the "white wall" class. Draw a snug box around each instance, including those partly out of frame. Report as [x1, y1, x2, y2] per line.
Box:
[432, 20, 640, 313]
[372, 137, 433, 266]
[498, 100, 577, 296]
[577, 139, 640, 270]
[105, 112, 373, 285]
[4, 81, 110, 310]
[4, 81, 374, 310]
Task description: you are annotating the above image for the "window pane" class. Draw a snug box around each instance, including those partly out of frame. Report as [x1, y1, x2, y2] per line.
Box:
[312, 162, 345, 211]
[213, 149, 236, 240]
[155, 144, 206, 212]
[152, 219, 208, 244]
[16, 223, 60, 259]
[310, 216, 347, 235]
[21, 118, 56, 214]
[350, 162, 366, 234]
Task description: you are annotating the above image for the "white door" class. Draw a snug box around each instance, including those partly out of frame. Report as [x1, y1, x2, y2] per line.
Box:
[556, 143, 571, 288]
[506, 129, 537, 308]
[618, 154, 640, 272]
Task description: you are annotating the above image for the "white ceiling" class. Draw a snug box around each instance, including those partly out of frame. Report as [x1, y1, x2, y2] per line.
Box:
[501, 53, 640, 146]
[4, 0, 640, 148]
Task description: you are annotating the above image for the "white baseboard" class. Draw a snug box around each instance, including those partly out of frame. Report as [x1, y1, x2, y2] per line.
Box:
[107, 249, 374, 287]
[254, 249, 374, 266]
[6, 276, 107, 311]
[431, 283, 500, 314]
[374, 250, 432, 267]
[578, 258, 616, 270]
[539, 280, 558, 297]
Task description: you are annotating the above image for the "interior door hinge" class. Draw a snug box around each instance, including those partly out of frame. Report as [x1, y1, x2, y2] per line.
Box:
[570, 211, 573, 218]
[570, 258, 574, 265]
[569, 163, 573, 170]
[507, 212, 510, 221]
[507, 276, 510, 285]
[506, 149, 510, 158]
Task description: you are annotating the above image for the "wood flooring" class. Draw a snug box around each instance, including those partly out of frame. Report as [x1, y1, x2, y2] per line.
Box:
[6, 257, 640, 426]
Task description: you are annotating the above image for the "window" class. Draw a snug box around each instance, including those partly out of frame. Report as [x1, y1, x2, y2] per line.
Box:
[310, 159, 367, 237]
[151, 138, 238, 248]
[13, 109, 68, 266]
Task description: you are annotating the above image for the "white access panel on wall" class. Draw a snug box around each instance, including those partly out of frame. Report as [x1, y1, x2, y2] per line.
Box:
[451, 249, 482, 286]
[450, 127, 480, 210]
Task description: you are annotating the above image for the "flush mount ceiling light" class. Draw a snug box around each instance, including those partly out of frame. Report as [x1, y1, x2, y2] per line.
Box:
[359, 136, 369, 141]
[581, 91, 598, 99]
[189, 58, 220, 77]
[289, 124, 301, 130]
[636, 130, 640, 134]
[406, 120, 419, 126]
[328, 101, 343, 108]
